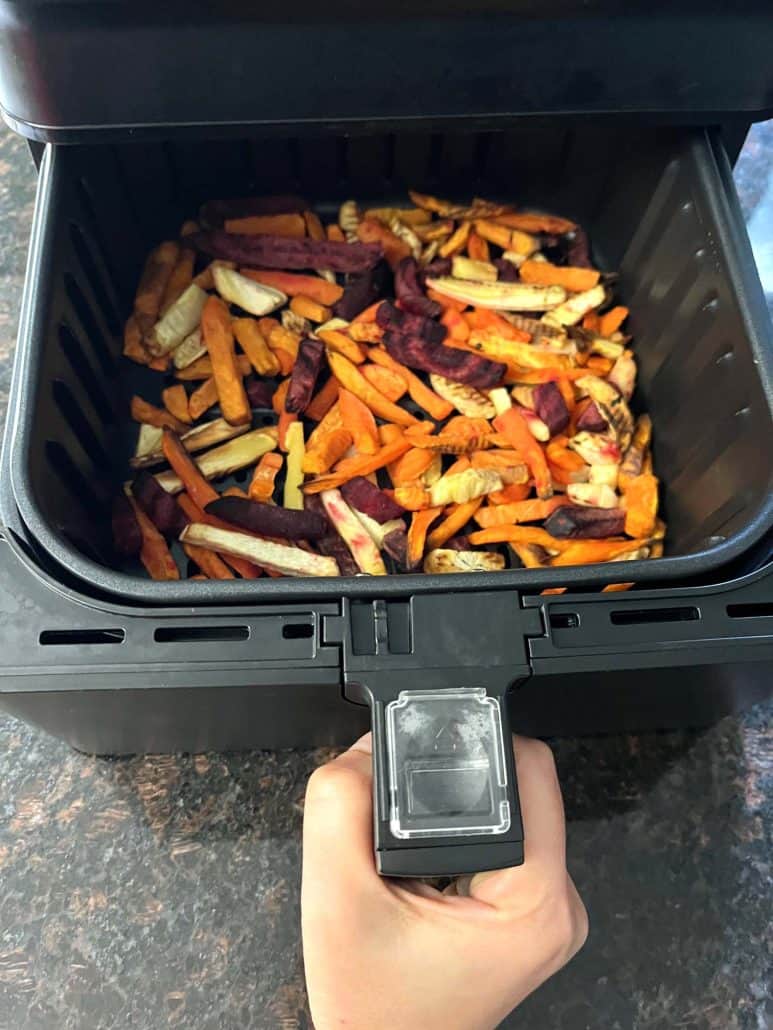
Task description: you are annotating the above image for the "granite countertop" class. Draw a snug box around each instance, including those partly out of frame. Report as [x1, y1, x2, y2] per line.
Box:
[0, 126, 771, 1030]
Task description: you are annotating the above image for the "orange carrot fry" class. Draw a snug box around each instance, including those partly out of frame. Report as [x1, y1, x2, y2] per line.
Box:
[352, 300, 383, 324]
[318, 328, 366, 365]
[201, 295, 250, 426]
[272, 348, 295, 376]
[278, 410, 298, 452]
[474, 496, 568, 528]
[438, 220, 471, 258]
[177, 492, 260, 578]
[620, 473, 659, 538]
[248, 452, 283, 502]
[160, 248, 195, 314]
[470, 449, 523, 469]
[494, 212, 576, 235]
[407, 507, 444, 567]
[307, 403, 342, 449]
[162, 430, 218, 510]
[123, 314, 151, 365]
[162, 384, 192, 425]
[188, 378, 219, 421]
[327, 224, 345, 243]
[338, 387, 380, 455]
[225, 213, 306, 237]
[467, 231, 490, 262]
[468, 526, 570, 551]
[290, 294, 332, 324]
[426, 287, 467, 313]
[379, 423, 407, 447]
[466, 308, 531, 341]
[519, 260, 600, 292]
[182, 542, 235, 579]
[361, 364, 407, 402]
[302, 427, 353, 475]
[489, 481, 532, 505]
[327, 351, 418, 427]
[175, 354, 252, 381]
[267, 325, 301, 361]
[303, 437, 413, 494]
[356, 218, 411, 270]
[306, 378, 340, 421]
[303, 210, 326, 241]
[585, 356, 614, 376]
[582, 312, 600, 332]
[388, 446, 435, 486]
[392, 483, 433, 512]
[426, 498, 483, 549]
[440, 307, 471, 342]
[368, 348, 454, 421]
[233, 318, 281, 376]
[551, 539, 649, 566]
[272, 378, 291, 415]
[134, 241, 179, 333]
[130, 395, 188, 434]
[494, 407, 552, 499]
[126, 492, 179, 580]
[599, 306, 629, 337]
[347, 322, 384, 344]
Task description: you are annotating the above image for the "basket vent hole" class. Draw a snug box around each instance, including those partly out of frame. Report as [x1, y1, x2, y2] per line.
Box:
[58, 324, 114, 425]
[68, 223, 122, 337]
[727, 603, 773, 619]
[40, 628, 125, 646]
[282, 622, 314, 640]
[610, 606, 699, 626]
[52, 379, 109, 470]
[45, 440, 104, 514]
[63, 271, 116, 378]
[549, 612, 580, 630]
[154, 626, 250, 643]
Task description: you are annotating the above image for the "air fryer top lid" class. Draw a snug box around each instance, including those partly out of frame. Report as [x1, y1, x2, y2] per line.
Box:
[0, 2, 771, 141]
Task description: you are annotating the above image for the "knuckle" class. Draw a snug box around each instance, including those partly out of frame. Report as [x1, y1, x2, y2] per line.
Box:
[305, 761, 360, 805]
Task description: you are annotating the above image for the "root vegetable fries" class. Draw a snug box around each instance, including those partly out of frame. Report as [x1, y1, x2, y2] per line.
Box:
[233, 318, 280, 376]
[348, 322, 384, 344]
[123, 314, 151, 364]
[125, 491, 180, 580]
[131, 396, 188, 434]
[180, 523, 339, 578]
[303, 427, 353, 475]
[407, 507, 443, 568]
[352, 300, 383, 324]
[327, 351, 419, 427]
[426, 498, 483, 550]
[290, 294, 332, 324]
[600, 305, 629, 336]
[620, 473, 659, 538]
[439, 222, 472, 259]
[493, 407, 553, 499]
[175, 353, 252, 380]
[490, 481, 532, 505]
[356, 218, 411, 270]
[162, 385, 191, 425]
[278, 410, 298, 452]
[201, 296, 251, 426]
[361, 364, 406, 401]
[368, 348, 454, 420]
[161, 248, 196, 314]
[467, 231, 490, 262]
[327, 224, 345, 243]
[267, 324, 301, 361]
[224, 212, 306, 236]
[188, 377, 219, 420]
[338, 387, 379, 454]
[248, 452, 283, 502]
[474, 497, 567, 528]
[303, 210, 326, 240]
[519, 260, 600, 293]
[494, 211, 577, 234]
[551, 539, 649, 566]
[426, 287, 468, 313]
[320, 490, 387, 574]
[468, 525, 570, 551]
[304, 378, 338, 422]
[182, 542, 235, 579]
[177, 492, 260, 577]
[134, 241, 180, 333]
[388, 447, 435, 485]
[318, 328, 366, 365]
[393, 483, 432, 511]
[283, 420, 305, 509]
[162, 429, 220, 509]
[303, 436, 413, 494]
[158, 427, 277, 496]
[441, 308, 471, 342]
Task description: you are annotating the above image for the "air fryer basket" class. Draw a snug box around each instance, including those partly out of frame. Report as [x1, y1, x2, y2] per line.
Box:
[6, 123, 773, 604]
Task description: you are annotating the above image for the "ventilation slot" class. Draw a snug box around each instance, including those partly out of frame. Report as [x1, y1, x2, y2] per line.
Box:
[76, 178, 125, 307]
[40, 629, 125, 646]
[549, 612, 580, 630]
[610, 607, 700, 626]
[58, 324, 114, 425]
[282, 622, 314, 640]
[154, 625, 250, 643]
[727, 603, 773, 619]
[64, 269, 116, 377]
[45, 440, 104, 514]
[52, 380, 110, 470]
[68, 223, 121, 336]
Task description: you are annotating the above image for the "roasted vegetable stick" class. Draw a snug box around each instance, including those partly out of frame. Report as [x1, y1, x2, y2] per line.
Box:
[600, 305, 629, 337]
[494, 211, 577, 235]
[283, 420, 305, 509]
[201, 295, 251, 426]
[130, 418, 250, 469]
[468, 525, 570, 551]
[232, 318, 280, 376]
[224, 212, 306, 237]
[519, 260, 600, 293]
[148, 283, 207, 356]
[302, 427, 353, 475]
[407, 507, 444, 568]
[123, 314, 151, 364]
[188, 377, 219, 421]
[426, 498, 483, 550]
[180, 523, 339, 578]
[303, 437, 413, 494]
[306, 378, 340, 421]
[125, 489, 180, 580]
[474, 497, 568, 528]
[494, 407, 553, 499]
[290, 294, 332, 324]
[320, 489, 387, 574]
[427, 277, 566, 311]
[207, 496, 326, 539]
[327, 351, 419, 427]
[175, 353, 260, 381]
[551, 539, 649, 566]
[356, 218, 411, 270]
[131, 395, 188, 434]
[424, 549, 505, 574]
[368, 348, 453, 420]
[162, 384, 191, 425]
[248, 452, 283, 502]
[620, 473, 659, 538]
[177, 492, 261, 578]
[182, 543, 235, 579]
[134, 241, 179, 333]
[338, 387, 379, 454]
[157, 428, 278, 496]
[361, 364, 407, 401]
[318, 328, 366, 365]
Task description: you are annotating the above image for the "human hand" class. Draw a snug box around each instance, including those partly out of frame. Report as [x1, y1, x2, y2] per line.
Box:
[301, 733, 587, 1030]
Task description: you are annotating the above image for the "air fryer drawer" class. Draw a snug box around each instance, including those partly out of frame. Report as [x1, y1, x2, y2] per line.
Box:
[4, 124, 772, 605]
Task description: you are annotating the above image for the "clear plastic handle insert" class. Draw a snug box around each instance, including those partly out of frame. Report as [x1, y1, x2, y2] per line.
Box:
[384, 687, 511, 840]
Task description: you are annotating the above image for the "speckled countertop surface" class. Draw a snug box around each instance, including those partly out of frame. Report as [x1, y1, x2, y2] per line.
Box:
[0, 126, 771, 1030]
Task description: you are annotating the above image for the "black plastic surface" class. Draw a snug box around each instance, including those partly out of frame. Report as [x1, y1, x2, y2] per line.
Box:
[0, 4, 772, 142]
[4, 126, 772, 605]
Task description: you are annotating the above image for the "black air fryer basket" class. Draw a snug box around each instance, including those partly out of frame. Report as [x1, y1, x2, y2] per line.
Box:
[0, 2, 771, 875]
